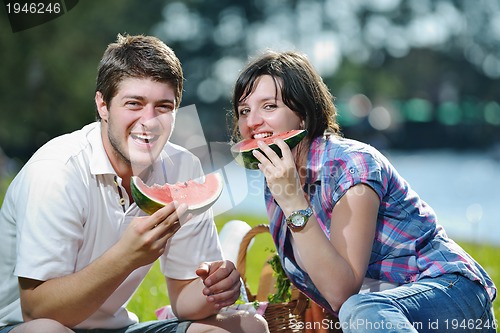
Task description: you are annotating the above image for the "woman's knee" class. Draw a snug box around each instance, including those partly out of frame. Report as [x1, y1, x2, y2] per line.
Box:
[11, 319, 74, 333]
[338, 293, 392, 323]
[339, 294, 366, 321]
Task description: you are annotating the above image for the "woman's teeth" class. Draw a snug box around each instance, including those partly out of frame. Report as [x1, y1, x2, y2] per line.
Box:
[253, 132, 273, 139]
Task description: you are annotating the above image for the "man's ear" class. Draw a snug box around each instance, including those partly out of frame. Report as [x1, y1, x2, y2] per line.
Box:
[95, 91, 109, 122]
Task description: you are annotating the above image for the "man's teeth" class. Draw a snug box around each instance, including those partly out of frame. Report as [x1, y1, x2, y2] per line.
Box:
[253, 132, 273, 139]
[132, 133, 155, 142]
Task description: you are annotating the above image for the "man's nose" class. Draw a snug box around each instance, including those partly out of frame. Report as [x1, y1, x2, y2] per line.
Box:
[140, 104, 157, 123]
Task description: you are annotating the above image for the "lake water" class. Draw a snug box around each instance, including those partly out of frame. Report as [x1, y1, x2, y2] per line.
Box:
[211, 149, 500, 245]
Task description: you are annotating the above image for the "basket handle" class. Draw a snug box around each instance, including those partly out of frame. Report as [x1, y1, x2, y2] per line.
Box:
[236, 224, 270, 281]
[236, 223, 312, 317]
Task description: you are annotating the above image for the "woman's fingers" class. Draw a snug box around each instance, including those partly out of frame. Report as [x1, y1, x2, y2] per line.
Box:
[256, 140, 282, 165]
[275, 138, 294, 162]
[254, 139, 294, 164]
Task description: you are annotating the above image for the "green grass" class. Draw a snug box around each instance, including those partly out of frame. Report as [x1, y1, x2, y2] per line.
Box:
[458, 241, 499, 326]
[128, 213, 500, 331]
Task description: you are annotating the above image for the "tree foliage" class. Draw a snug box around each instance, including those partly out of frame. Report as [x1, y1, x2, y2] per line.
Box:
[1, 0, 499, 163]
[0, 0, 165, 161]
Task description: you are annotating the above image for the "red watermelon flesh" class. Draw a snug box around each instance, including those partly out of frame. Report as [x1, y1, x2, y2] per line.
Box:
[234, 129, 305, 151]
[231, 129, 307, 169]
[131, 173, 223, 215]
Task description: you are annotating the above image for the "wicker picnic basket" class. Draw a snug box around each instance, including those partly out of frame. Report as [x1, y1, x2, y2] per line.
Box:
[236, 223, 342, 333]
[236, 224, 309, 332]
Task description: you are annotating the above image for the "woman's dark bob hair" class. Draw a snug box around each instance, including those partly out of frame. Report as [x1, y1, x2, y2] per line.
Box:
[230, 50, 340, 141]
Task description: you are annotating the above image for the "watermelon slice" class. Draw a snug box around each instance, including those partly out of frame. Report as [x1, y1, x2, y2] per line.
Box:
[230, 129, 307, 169]
[130, 173, 223, 215]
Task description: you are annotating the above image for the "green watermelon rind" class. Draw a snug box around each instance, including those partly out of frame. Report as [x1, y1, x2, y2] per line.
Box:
[231, 129, 307, 170]
[130, 173, 223, 215]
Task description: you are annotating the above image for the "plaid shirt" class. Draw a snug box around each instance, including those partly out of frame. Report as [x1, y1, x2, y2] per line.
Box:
[266, 135, 496, 313]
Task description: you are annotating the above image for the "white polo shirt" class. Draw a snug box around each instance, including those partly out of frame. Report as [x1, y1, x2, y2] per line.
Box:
[0, 122, 222, 329]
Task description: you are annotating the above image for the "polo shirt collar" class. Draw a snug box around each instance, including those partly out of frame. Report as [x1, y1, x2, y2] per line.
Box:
[146, 149, 173, 185]
[88, 122, 116, 176]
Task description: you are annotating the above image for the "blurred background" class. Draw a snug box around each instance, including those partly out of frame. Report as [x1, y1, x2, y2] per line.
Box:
[1, 0, 500, 245]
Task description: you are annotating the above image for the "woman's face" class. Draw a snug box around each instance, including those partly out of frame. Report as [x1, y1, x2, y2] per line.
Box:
[237, 75, 303, 140]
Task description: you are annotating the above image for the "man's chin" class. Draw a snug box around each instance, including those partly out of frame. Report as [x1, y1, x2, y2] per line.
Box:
[129, 153, 160, 172]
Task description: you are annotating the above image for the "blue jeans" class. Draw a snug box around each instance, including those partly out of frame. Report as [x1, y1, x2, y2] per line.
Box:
[338, 274, 497, 333]
[0, 319, 190, 333]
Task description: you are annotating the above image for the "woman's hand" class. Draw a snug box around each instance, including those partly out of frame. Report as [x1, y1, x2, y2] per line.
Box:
[252, 139, 308, 215]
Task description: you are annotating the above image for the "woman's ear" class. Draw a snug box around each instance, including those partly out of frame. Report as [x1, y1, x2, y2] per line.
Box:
[95, 91, 109, 122]
[300, 119, 305, 129]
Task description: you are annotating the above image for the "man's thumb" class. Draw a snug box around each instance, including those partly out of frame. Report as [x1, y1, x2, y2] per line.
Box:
[195, 262, 210, 280]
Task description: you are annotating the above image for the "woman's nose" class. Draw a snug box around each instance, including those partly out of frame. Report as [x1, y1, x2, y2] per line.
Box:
[246, 110, 263, 128]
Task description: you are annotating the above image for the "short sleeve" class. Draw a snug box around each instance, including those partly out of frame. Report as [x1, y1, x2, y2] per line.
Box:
[329, 150, 385, 204]
[159, 209, 222, 280]
[14, 159, 87, 281]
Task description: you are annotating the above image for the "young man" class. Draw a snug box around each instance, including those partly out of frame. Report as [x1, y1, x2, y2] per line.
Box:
[0, 34, 268, 333]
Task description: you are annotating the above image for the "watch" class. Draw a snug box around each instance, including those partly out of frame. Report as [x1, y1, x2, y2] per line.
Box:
[286, 206, 313, 230]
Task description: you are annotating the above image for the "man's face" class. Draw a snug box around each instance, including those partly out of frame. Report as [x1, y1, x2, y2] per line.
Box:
[96, 77, 177, 175]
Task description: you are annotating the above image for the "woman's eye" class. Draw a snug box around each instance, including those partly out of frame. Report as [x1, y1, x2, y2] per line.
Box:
[239, 108, 250, 116]
[263, 104, 277, 110]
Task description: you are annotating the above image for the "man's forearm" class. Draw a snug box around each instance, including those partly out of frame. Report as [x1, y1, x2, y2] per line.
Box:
[167, 277, 221, 320]
[20, 245, 134, 327]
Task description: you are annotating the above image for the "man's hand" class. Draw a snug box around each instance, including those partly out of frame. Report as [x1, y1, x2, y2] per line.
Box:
[116, 202, 190, 270]
[19, 202, 191, 327]
[196, 260, 241, 309]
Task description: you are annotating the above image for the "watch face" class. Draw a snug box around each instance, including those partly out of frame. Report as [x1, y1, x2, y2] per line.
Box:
[291, 214, 306, 227]
[287, 207, 313, 230]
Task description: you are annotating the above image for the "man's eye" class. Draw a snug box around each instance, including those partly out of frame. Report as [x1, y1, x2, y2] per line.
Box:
[126, 101, 141, 108]
[157, 105, 174, 113]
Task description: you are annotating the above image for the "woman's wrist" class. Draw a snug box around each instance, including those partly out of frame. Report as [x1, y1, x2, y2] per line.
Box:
[281, 197, 310, 217]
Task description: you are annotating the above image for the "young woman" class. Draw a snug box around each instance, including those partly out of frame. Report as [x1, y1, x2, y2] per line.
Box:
[230, 50, 497, 332]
